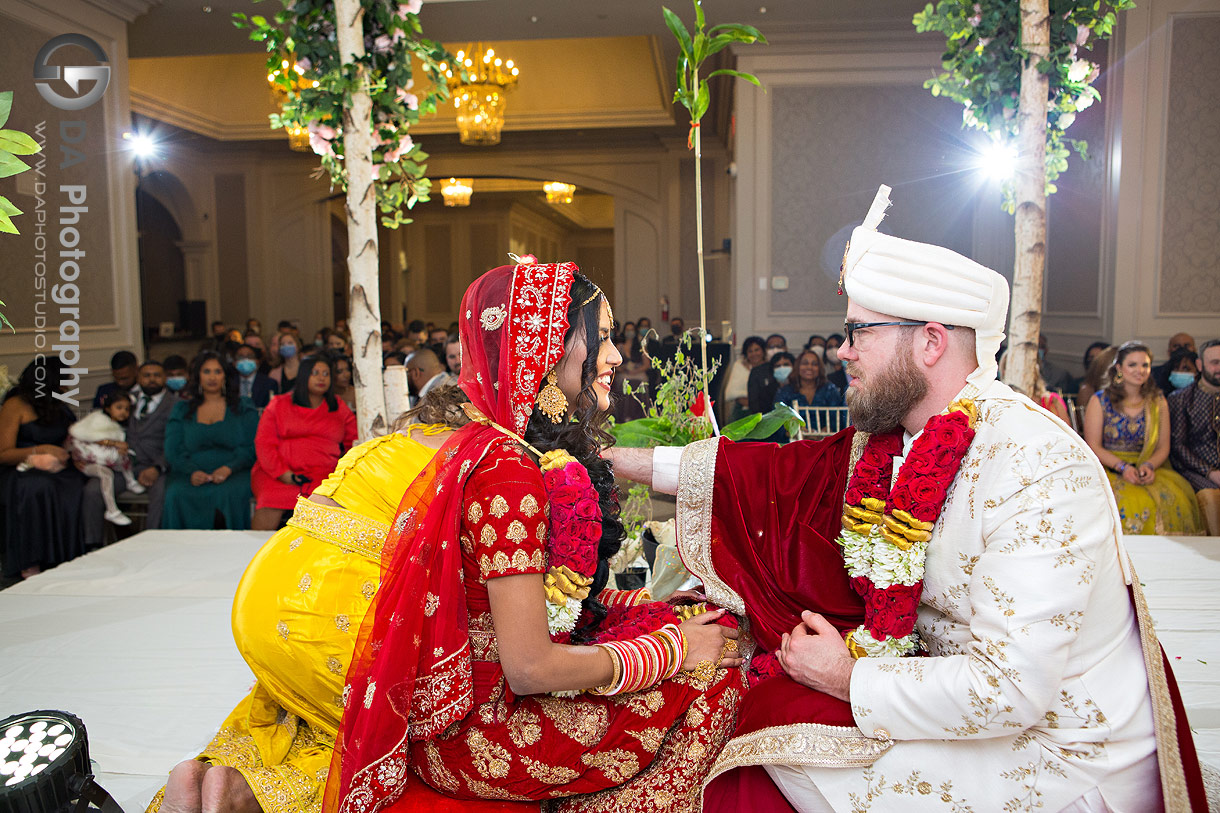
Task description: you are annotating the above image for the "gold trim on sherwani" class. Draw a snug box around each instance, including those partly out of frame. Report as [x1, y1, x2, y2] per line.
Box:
[704, 723, 893, 787]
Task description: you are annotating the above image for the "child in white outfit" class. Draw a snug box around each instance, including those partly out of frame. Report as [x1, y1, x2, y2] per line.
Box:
[67, 391, 145, 525]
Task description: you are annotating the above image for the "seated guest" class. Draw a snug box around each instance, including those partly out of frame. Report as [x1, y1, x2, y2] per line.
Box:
[1169, 338, 1220, 534]
[245, 317, 262, 336]
[233, 344, 276, 408]
[723, 336, 765, 423]
[824, 332, 848, 394]
[250, 355, 356, 531]
[1077, 340, 1110, 390]
[776, 349, 843, 409]
[331, 353, 356, 411]
[324, 328, 350, 355]
[405, 346, 447, 405]
[0, 357, 92, 579]
[747, 350, 793, 417]
[405, 318, 427, 345]
[1152, 332, 1196, 395]
[1156, 346, 1198, 395]
[163, 355, 189, 397]
[443, 335, 462, 378]
[1037, 333, 1075, 393]
[1083, 341, 1203, 534]
[67, 391, 144, 526]
[998, 350, 1072, 424]
[91, 350, 138, 409]
[128, 360, 175, 529]
[776, 348, 845, 441]
[427, 326, 449, 347]
[163, 351, 259, 530]
[268, 332, 302, 394]
[1075, 344, 1116, 408]
[661, 316, 685, 346]
[804, 334, 826, 352]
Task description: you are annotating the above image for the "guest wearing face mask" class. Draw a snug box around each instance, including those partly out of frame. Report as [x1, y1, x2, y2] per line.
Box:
[747, 350, 794, 417]
[163, 355, 189, 398]
[1157, 347, 1199, 395]
[127, 360, 177, 529]
[618, 321, 637, 344]
[743, 334, 788, 416]
[661, 317, 686, 346]
[269, 333, 302, 394]
[234, 344, 277, 408]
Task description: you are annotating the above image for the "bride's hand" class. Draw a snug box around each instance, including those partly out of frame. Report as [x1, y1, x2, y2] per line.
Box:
[678, 609, 742, 671]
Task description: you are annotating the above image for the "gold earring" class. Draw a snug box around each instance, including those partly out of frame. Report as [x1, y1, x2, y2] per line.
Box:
[536, 370, 568, 423]
[1115, 372, 1123, 383]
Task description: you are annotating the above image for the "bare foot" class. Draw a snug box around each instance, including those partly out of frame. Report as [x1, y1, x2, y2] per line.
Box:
[160, 760, 207, 813]
[201, 766, 261, 813]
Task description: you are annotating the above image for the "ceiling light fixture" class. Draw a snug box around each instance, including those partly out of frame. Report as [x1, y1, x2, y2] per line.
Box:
[441, 178, 474, 207]
[267, 57, 319, 152]
[543, 182, 576, 205]
[440, 44, 520, 146]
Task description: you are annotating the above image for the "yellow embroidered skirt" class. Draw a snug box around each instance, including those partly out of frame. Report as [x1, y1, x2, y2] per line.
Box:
[147, 432, 439, 813]
[1105, 453, 1204, 535]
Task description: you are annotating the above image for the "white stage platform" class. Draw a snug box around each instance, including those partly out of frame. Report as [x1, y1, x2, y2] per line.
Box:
[0, 530, 1216, 812]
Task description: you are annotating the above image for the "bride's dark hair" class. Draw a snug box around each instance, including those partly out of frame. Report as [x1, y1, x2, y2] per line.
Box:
[522, 273, 622, 639]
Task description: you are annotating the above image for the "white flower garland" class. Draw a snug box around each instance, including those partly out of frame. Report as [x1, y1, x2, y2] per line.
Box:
[546, 595, 582, 636]
[838, 522, 929, 657]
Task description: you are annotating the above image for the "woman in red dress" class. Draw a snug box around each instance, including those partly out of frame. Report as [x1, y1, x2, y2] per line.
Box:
[251, 354, 357, 531]
[327, 261, 746, 813]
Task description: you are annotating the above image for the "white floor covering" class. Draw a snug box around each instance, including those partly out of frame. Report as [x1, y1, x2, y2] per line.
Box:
[0, 530, 1215, 811]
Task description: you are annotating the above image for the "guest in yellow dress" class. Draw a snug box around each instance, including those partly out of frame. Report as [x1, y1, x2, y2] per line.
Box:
[147, 392, 462, 813]
[1084, 341, 1203, 535]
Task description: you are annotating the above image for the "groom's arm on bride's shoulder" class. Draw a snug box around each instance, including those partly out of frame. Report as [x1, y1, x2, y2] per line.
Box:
[602, 445, 685, 494]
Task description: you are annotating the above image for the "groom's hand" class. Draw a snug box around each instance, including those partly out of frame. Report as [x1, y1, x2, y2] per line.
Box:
[777, 611, 854, 702]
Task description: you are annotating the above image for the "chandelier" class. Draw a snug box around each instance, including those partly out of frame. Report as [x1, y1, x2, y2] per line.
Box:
[441, 178, 473, 207]
[440, 44, 519, 146]
[267, 56, 319, 153]
[543, 182, 576, 204]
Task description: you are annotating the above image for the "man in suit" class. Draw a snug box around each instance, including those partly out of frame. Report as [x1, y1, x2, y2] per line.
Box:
[91, 350, 139, 409]
[233, 344, 277, 408]
[128, 360, 176, 529]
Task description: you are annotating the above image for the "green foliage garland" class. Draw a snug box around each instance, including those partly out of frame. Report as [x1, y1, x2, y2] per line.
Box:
[914, 0, 1134, 212]
[234, 0, 451, 228]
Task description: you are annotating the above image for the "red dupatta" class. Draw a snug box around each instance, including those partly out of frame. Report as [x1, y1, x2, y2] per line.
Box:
[325, 262, 575, 813]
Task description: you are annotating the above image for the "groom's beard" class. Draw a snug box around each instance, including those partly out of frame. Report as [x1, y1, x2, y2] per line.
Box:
[844, 348, 928, 434]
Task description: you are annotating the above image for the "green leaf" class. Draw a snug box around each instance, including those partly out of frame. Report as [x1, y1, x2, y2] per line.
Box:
[720, 412, 762, 441]
[0, 129, 40, 155]
[0, 195, 23, 216]
[706, 68, 763, 88]
[0, 151, 29, 179]
[0, 92, 11, 129]
[694, 0, 705, 32]
[0, 210, 17, 235]
[251, 14, 266, 26]
[693, 80, 709, 121]
[707, 22, 765, 42]
[662, 6, 693, 60]
[693, 32, 707, 64]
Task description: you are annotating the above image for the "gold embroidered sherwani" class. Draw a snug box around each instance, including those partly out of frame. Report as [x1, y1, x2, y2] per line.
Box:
[678, 380, 1169, 812]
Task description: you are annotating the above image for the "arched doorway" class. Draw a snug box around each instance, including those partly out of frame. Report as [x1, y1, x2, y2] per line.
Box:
[135, 187, 187, 343]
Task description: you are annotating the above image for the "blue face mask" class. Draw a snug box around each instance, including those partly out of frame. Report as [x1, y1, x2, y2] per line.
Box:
[773, 365, 793, 383]
[1038, 348, 1046, 362]
[236, 359, 258, 376]
[279, 344, 298, 359]
[166, 376, 187, 392]
[1169, 371, 1196, 390]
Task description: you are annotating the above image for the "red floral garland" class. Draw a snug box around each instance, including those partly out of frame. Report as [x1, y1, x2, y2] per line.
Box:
[840, 402, 977, 653]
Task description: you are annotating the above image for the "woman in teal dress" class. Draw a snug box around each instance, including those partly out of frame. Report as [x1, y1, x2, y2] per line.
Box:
[163, 351, 260, 529]
[1084, 341, 1203, 535]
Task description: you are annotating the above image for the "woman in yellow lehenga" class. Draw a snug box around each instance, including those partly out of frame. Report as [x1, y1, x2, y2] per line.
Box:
[1084, 340, 1203, 535]
[148, 392, 463, 813]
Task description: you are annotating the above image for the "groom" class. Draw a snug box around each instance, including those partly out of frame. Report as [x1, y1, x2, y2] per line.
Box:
[608, 187, 1203, 812]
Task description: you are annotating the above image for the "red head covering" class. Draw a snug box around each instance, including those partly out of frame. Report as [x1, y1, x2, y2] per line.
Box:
[325, 261, 577, 813]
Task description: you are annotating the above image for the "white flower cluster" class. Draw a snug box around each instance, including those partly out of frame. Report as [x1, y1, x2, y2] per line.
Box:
[838, 527, 928, 588]
[546, 595, 582, 636]
[851, 625, 919, 658]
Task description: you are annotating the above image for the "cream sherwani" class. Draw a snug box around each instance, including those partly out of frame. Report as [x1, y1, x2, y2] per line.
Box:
[673, 379, 1168, 812]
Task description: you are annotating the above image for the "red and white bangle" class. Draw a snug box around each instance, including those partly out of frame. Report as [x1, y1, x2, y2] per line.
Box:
[589, 625, 685, 695]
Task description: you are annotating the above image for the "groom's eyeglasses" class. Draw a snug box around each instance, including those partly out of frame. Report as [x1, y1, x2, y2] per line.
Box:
[843, 321, 955, 347]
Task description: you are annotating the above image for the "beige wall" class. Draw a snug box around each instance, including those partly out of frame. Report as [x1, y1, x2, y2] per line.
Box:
[0, 0, 144, 401]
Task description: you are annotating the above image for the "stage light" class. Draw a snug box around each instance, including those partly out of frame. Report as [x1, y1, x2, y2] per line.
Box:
[978, 141, 1017, 181]
[0, 710, 120, 813]
[122, 131, 158, 159]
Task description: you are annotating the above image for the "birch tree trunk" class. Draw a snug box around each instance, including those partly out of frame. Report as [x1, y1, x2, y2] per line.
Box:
[1005, 0, 1050, 398]
[335, 0, 388, 440]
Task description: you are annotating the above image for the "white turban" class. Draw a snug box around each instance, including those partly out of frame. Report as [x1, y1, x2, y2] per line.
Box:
[841, 185, 1009, 388]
